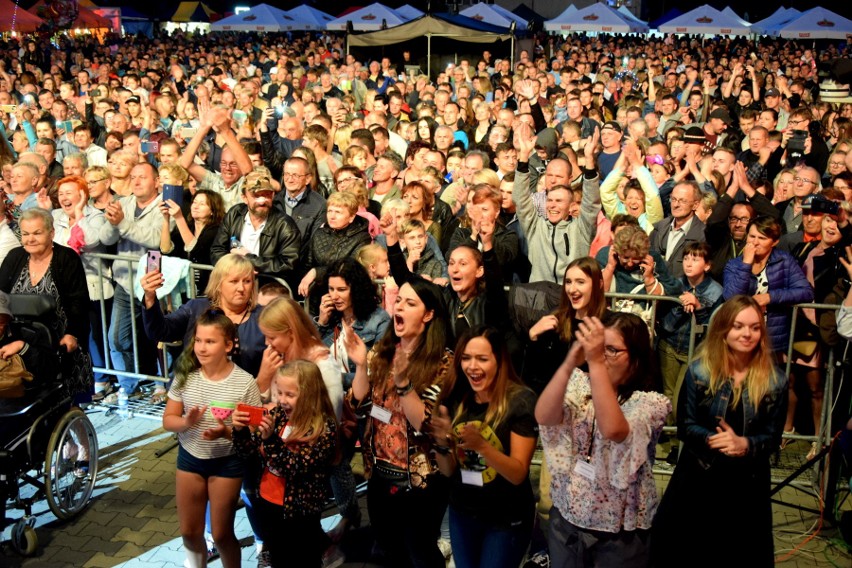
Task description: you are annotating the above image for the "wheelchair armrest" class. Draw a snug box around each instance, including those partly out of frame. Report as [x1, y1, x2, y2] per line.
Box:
[8, 294, 57, 320]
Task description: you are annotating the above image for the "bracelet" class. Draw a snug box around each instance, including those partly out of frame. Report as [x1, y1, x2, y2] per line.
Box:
[395, 382, 414, 397]
[433, 444, 451, 455]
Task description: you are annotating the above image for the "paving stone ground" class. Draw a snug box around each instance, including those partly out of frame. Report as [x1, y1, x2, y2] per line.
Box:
[1, 405, 849, 567]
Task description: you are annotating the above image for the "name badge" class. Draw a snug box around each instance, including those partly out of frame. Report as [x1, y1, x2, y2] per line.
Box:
[573, 459, 596, 481]
[370, 404, 393, 424]
[461, 469, 484, 486]
[281, 425, 292, 441]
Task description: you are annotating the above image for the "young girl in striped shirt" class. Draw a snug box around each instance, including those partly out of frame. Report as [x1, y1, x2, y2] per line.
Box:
[163, 310, 262, 568]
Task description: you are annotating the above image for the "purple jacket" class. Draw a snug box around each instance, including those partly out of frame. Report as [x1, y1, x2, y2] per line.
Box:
[722, 249, 814, 353]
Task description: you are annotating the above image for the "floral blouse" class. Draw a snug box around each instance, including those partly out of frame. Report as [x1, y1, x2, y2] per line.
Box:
[233, 405, 337, 518]
[350, 348, 452, 489]
[540, 368, 671, 533]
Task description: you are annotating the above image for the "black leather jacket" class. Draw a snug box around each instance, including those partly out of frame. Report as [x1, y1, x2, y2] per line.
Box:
[210, 205, 301, 280]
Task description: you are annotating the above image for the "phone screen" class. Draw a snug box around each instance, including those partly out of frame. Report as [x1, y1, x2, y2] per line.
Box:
[146, 250, 162, 273]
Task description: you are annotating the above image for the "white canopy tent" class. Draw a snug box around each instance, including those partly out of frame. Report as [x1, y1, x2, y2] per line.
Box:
[210, 4, 289, 32]
[657, 5, 751, 35]
[283, 4, 335, 31]
[326, 3, 406, 31]
[489, 3, 532, 31]
[776, 7, 852, 40]
[395, 4, 423, 21]
[751, 7, 800, 35]
[544, 3, 647, 33]
[618, 6, 648, 26]
[721, 7, 751, 28]
[461, 3, 528, 31]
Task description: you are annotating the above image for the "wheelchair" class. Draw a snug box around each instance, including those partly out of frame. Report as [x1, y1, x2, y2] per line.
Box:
[0, 295, 98, 556]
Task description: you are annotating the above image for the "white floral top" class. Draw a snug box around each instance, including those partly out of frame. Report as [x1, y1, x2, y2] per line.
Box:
[540, 368, 671, 533]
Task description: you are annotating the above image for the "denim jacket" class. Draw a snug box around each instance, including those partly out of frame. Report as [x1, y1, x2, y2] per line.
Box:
[659, 276, 724, 353]
[678, 360, 787, 468]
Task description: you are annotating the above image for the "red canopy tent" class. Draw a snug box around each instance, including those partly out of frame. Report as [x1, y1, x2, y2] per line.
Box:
[0, 0, 46, 33]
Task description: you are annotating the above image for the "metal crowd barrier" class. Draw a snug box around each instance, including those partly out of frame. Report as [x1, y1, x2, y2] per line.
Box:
[84, 253, 847, 500]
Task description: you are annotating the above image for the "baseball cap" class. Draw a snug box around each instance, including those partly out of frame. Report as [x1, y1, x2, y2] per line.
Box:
[601, 121, 622, 134]
[126, 95, 141, 105]
[709, 108, 733, 125]
[683, 126, 706, 144]
[0, 291, 11, 319]
[765, 88, 781, 98]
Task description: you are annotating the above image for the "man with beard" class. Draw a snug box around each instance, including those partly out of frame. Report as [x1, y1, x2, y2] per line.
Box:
[210, 168, 300, 283]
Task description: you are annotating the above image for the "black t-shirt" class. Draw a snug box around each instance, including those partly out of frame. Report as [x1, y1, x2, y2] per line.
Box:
[448, 387, 538, 528]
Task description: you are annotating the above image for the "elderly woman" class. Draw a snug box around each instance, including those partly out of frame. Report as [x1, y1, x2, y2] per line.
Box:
[0, 208, 91, 401]
[51, 175, 119, 398]
[297, 191, 372, 301]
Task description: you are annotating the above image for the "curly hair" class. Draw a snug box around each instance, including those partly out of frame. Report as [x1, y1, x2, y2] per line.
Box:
[322, 257, 380, 322]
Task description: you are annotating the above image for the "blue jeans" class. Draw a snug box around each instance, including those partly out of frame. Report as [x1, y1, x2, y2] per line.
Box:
[108, 286, 157, 393]
[449, 506, 532, 568]
[89, 298, 112, 384]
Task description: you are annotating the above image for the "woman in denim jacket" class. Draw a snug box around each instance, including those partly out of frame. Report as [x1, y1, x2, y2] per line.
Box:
[652, 295, 788, 568]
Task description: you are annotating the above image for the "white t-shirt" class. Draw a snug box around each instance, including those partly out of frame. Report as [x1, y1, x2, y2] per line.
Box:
[168, 364, 261, 459]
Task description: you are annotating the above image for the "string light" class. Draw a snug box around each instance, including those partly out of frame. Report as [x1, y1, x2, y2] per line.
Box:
[12, 0, 19, 33]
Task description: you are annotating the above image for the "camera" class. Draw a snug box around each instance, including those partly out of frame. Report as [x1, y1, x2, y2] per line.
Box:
[803, 196, 840, 216]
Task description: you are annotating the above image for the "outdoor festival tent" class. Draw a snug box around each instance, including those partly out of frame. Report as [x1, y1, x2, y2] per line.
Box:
[775, 7, 852, 40]
[283, 4, 336, 31]
[210, 4, 290, 32]
[721, 7, 751, 27]
[618, 6, 648, 27]
[461, 3, 528, 32]
[327, 3, 407, 31]
[657, 5, 751, 35]
[169, 2, 218, 23]
[544, 3, 648, 33]
[395, 4, 424, 21]
[347, 12, 512, 78]
[751, 7, 801, 35]
[0, 0, 45, 33]
[512, 3, 547, 28]
[650, 8, 681, 30]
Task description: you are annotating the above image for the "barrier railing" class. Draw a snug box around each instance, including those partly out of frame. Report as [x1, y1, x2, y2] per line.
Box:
[84, 253, 846, 493]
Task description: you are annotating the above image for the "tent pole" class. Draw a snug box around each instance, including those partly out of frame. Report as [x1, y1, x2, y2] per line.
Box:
[511, 36, 514, 69]
[427, 34, 431, 80]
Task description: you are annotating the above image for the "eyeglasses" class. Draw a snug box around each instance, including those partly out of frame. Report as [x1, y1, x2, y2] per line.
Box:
[793, 176, 817, 185]
[728, 216, 750, 225]
[788, 118, 808, 126]
[337, 177, 358, 185]
[87, 178, 108, 186]
[283, 172, 306, 179]
[670, 197, 694, 205]
[829, 161, 845, 167]
[604, 346, 628, 359]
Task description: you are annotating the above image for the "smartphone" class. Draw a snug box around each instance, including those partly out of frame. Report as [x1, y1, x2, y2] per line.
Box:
[180, 127, 198, 139]
[91, 88, 101, 98]
[162, 184, 184, 207]
[59, 120, 74, 133]
[146, 250, 162, 273]
[141, 140, 159, 154]
[236, 403, 268, 426]
[0, 104, 16, 113]
[22, 94, 36, 106]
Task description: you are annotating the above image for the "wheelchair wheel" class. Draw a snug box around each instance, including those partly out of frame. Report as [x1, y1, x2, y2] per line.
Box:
[11, 520, 37, 556]
[43, 409, 98, 520]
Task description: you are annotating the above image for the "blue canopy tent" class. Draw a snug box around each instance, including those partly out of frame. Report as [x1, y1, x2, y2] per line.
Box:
[119, 7, 154, 37]
[650, 8, 683, 30]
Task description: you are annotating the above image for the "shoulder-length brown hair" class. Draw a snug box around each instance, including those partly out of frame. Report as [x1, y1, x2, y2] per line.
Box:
[451, 326, 525, 430]
[369, 280, 453, 399]
[554, 257, 607, 342]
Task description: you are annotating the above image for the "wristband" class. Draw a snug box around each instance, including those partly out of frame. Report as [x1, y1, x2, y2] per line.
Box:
[395, 382, 414, 397]
[433, 444, 451, 455]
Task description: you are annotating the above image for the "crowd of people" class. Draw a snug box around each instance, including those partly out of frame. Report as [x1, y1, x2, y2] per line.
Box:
[1, 27, 852, 568]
